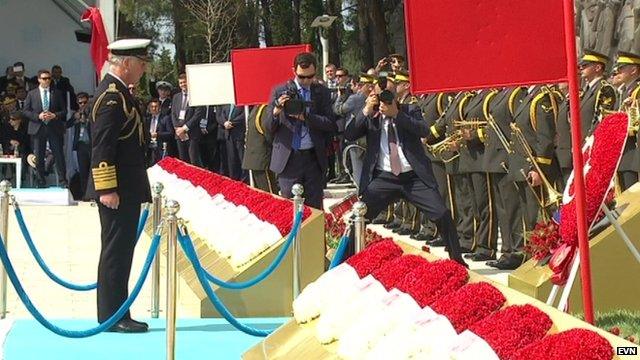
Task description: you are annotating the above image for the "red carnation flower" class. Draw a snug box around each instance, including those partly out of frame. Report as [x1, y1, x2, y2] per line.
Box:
[396, 259, 469, 307]
[469, 304, 553, 360]
[431, 282, 506, 333]
[371, 255, 430, 290]
[346, 239, 403, 278]
[512, 328, 613, 360]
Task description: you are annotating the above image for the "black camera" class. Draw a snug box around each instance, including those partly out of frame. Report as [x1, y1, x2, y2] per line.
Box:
[374, 90, 395, 112]
[279, 85, 309, 116]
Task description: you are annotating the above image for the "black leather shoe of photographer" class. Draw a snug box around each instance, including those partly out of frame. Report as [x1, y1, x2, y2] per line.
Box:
[107, 319, 149, 333]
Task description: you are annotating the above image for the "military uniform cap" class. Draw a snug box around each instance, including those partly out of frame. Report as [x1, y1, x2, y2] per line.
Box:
[579, 50, 609, 67]
[394, 70, 410, 83]
[614, 51, 640, 71]
[155, 81, 173, 90]
[108, 38, 151, 60]
[357, 72, 375, 84]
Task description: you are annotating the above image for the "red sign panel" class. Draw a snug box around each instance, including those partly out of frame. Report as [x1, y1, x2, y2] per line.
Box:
[231, 44, 312, 106]
[404, 0, 568, 94]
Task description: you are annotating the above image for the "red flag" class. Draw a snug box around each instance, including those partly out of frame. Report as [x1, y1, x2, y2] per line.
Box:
[81, 7, 110, 78]
[404, 0, 567, 94]
[231, 45, 312, 106]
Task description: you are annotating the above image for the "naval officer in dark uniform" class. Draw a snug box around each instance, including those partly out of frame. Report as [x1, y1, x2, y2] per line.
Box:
[86, 39, 153, 333]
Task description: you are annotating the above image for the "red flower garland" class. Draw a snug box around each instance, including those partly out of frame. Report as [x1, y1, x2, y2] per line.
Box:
[560, 113, 627, 248]
[395, 259, 469, 307]
[370, 255, 430, 290]
[512, 328, 613, 360]
[431, 282, 506, 333]
[524, 220, 561, 261]
[156, 157, 312, 235]
[469, 304, 553, 360]
[345, 239, 403, 278]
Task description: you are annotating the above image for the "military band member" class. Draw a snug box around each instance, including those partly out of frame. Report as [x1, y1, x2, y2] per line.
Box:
[459, 88, 498, 261]
[482, 87, 527, 267]
[86, 39, 152, 333]
[554, 84, 572, 187]
[495, 85, 559, 269]
[413, 92, 452, 242]
[614, 51, 640, 191]
[242, 104, 278, 194]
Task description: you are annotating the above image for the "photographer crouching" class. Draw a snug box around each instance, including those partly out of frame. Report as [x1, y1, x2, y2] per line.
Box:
[344, 76, 468, 267]
[265, 52, 337, 209]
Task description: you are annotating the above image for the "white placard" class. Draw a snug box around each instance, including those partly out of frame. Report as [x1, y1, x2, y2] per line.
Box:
[185, 62, 236, 106]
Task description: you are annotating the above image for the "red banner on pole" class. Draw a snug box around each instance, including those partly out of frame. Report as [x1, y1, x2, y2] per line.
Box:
[231, 45, 312, 106]
[81, 7, 110, 78]
[404, 0, 568, 94]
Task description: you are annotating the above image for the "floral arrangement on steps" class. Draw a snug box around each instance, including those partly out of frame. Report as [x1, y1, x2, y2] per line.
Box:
[292, 242, 616, 360]
[147, 157, 312, 268]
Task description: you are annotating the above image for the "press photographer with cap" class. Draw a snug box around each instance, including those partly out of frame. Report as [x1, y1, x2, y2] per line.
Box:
[344, 72, 467, 267]
[85, 38, 152, 333]
[266, 52, 337, 209]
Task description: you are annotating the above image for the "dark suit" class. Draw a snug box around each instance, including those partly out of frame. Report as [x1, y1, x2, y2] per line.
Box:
[159, 97, 172, 117]
[22, 86, 67, 185]
[86, 73, 151, 323]
[198, 106, 221, 172]
[144, 112, 172, 166]
[171, 92, 204, 166]
[243, 104, 278, 193]
[265, 81, 337, 209]
[216, 104, 247, 181]
[66, 107, 92, 195]
[345, 104, 465, 265]
[52, 76, 78, 111]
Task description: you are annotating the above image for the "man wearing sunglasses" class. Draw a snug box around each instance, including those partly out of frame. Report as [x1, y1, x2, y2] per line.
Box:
[22, 69, 67, 188]
[266, 52, 337, 209]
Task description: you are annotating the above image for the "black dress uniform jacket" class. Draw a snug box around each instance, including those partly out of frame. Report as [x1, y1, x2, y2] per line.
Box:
[483, 87, 526, 173]
[85, 73, 152, 203]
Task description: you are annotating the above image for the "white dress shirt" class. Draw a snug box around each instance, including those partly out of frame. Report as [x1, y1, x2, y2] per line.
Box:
[377, 115, 412, 173]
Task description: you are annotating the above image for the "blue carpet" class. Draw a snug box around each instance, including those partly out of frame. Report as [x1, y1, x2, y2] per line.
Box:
[4, 318, 288, 360]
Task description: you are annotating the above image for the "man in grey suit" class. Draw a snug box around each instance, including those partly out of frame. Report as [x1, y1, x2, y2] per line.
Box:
[171, 73, 204, 166]
[22, 69, 67, 188]
[265, 52, 337, 209]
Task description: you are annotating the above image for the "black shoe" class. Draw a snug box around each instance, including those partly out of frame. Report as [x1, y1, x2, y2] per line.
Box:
[335, 174, 352, 184]
[427, 236, 445, 247]
[36, 181, 48, 189]
[452, 257, 469, 268]
[58, 180, 68, 189]
[469, 253, 496, 262]
[371, 215, 390, 225]
[384, 221, 401, 230]
[411, 232, 433, 241]
[396, 227, 412, 235]
[459, 247, 473, 254]
[106, 319, 148, 333]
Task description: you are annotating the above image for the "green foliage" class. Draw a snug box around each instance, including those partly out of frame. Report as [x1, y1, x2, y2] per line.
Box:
[577, 309, 640, 344]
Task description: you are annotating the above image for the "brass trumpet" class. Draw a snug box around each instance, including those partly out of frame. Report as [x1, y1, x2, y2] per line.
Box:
[510, 123, 562, 209]
[453, 119, 487, 129]
[426, 131, 464, 163]
[486, 114, 513, 154]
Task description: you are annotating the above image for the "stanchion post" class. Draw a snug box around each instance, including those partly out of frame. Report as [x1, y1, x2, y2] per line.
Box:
[0, 180, 10, 319]
[291, 184, 304, 299]
[151, 182, 164, 318]
[353, 201, 367, 254]
[165, 200, 180, 360]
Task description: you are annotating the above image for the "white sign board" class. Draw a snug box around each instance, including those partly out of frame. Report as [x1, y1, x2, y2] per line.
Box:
[185, 62, 236, 106]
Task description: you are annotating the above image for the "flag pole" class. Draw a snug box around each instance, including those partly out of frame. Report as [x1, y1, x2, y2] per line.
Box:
[562, 0, 595, 324]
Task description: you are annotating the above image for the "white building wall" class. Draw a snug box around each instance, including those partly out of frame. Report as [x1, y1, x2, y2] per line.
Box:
[0, 0, 95, 94]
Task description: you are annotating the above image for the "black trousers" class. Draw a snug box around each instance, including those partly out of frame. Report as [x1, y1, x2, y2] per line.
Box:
[468, 172, 497, 255]
[618, 171, 638, 192]
[252, 169, 278, 194]
[199, 135, 220, 173]
[451, 174, 475, 250]
[517, 180, 541, 232]
[76, 142, 91, 196]
[418, 161, 450, 236]
[226, 137, 247, 181]
[31, 127, 66, 184]
[177, 137, 202, 167]
[278, 150, 325, 210]
[361, 170, 464, 262]
[487, 173, 524, 258]
[97, 200, 141, 323]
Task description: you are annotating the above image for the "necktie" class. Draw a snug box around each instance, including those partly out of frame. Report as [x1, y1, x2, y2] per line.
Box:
[151, 116, 157, 133]
[43, 89, 50, 111]
[387, 119, 402, 176]
[182, 93, 188, 110]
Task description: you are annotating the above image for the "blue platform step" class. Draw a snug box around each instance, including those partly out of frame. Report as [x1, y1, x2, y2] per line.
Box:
[4, 318, 287, 360]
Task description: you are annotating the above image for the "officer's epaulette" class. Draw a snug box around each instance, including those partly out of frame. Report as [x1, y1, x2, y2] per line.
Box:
[539, 85, 559, 122]
[482, 89, 500, 121]
[508, 87, 525, 117]
[254, 104, 268, 135]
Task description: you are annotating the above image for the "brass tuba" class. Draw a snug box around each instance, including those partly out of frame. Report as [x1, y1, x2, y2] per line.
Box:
[510, 123, 563, 209]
